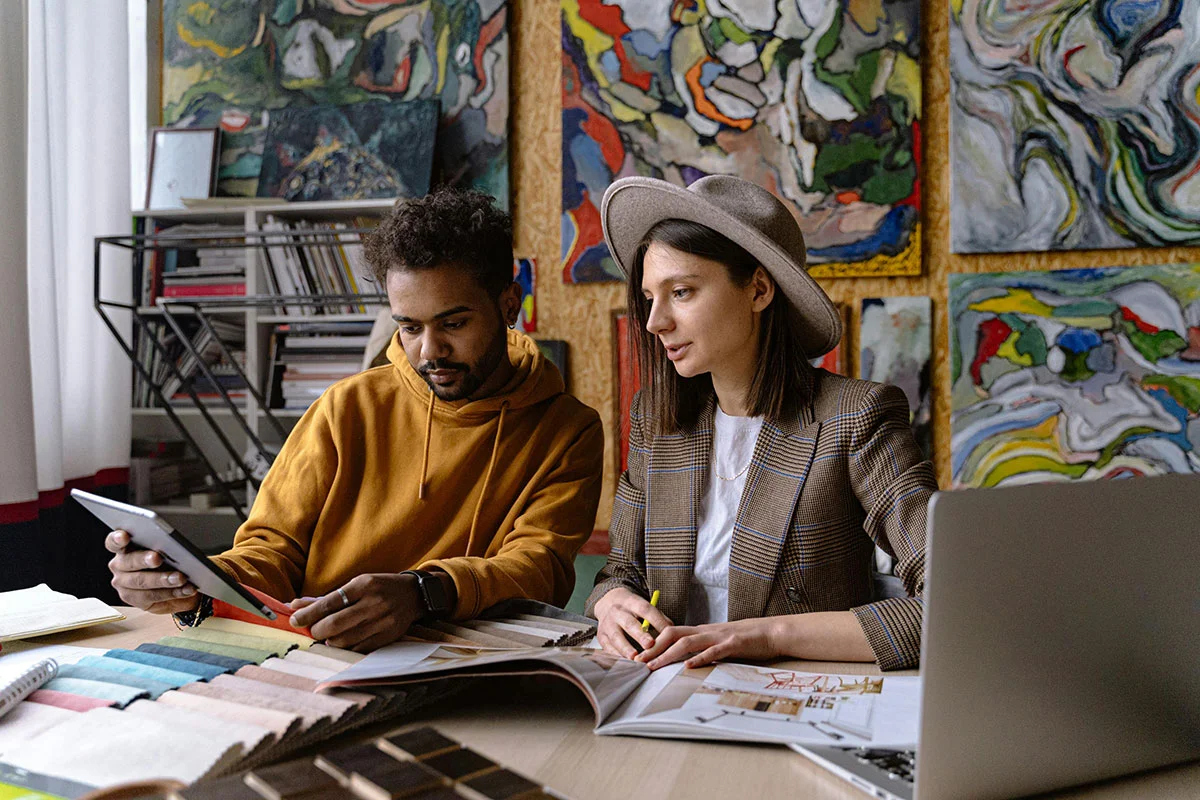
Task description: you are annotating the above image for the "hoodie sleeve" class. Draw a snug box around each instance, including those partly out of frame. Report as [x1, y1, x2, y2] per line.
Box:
[420, 412, 605, 618]
[209, 401, 338, 602]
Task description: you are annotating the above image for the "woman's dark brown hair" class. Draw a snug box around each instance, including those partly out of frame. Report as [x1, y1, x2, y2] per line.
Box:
[626, 219, 815, 435]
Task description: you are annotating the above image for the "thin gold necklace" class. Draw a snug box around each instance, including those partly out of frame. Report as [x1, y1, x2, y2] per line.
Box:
[713, 460, 751, 481]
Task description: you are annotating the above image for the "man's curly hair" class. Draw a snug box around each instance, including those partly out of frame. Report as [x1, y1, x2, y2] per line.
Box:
[364, 187, 513, 296]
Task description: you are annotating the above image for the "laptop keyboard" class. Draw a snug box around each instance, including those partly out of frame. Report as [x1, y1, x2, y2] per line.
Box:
[848, 748, 916, 785]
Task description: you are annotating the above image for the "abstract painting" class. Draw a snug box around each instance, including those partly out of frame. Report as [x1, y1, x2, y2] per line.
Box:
[810, 303, 850, 375]
[257, 102, 437, 201]
[950, 264, 1200, 487]
[950, 0, 1200, 253]
[162, 0, 509, 204]
[861, 297, 932, 459]
[562, 0, 922, 283]
[514, 257, 536, 333]
[535, 339, 568, 389]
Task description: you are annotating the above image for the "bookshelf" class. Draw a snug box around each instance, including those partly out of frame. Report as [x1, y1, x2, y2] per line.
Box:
[96, 198, 396, 548]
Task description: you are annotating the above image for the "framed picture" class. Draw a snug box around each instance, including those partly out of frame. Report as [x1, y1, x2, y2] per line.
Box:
[611, 310, 642, 478]
[145, 127, 220, 209]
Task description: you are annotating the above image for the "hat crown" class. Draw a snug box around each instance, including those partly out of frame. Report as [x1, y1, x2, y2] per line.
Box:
[688, 175, 806, 267]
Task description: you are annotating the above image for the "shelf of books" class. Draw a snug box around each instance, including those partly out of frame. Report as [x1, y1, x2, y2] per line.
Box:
[98, 198, 397, 543]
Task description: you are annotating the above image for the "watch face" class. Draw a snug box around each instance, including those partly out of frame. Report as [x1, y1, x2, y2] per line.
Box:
[420, 573, 449, 613]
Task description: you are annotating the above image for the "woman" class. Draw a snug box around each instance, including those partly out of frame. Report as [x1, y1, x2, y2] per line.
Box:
[586, 175, 937, 672]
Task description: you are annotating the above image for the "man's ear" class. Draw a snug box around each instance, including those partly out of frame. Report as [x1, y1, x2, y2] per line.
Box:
[499, 281, 522, 327]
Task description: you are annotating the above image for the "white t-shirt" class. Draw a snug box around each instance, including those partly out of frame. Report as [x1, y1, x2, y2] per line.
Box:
[687, 406, 764, 625]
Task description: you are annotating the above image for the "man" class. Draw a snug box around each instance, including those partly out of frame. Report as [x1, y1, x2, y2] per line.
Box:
[107, 188, 605, 652]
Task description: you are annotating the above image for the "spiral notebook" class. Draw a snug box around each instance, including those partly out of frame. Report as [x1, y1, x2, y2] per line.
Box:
[0, 657, 59, 719]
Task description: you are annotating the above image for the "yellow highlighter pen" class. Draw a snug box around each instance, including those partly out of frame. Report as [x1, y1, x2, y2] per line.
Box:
[641, 589, 661, 632]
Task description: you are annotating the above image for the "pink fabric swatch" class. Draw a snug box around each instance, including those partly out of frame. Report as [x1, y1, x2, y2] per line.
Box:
[26, 689, 115, 712]
[235, 665, 376, 709]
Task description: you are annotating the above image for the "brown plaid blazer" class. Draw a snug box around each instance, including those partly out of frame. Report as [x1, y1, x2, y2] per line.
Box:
[586, 372, 937, 670]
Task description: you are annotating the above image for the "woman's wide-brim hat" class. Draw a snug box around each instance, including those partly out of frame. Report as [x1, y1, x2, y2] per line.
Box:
[601, 175, 842, 358]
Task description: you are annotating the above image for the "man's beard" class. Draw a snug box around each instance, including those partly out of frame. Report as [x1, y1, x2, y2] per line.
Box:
[417, 334, 506, 401]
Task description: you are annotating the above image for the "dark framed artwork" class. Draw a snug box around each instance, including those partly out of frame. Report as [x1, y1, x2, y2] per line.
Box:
[535, 339, 568, 391]
[145, 127, 220, 209]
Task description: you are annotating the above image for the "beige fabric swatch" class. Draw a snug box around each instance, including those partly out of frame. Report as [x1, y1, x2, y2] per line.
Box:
[283, 649, 353, 673]
[260, 657, 338, 681]
[0, 701, 76, 756]
[198, 617, 314, 650]
[208, 674, 355, 721]
[172, 628, 294, 658]
[124, 698, 274, 757]
[156, 688, 299, 736]
[1, 706, 240, 784]
[178, 681, 329, 729]
[307, 643, 365, 664]
[235, 666, 378, 709]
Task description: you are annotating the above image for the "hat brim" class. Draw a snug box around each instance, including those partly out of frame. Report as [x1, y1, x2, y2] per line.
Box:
[601, 178, 842, 359]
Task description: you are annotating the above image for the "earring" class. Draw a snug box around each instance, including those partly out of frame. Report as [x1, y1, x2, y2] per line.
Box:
[508, 323, 516, 330]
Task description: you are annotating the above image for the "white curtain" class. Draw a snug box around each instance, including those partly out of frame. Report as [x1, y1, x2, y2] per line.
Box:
[24, 0, 133, 493]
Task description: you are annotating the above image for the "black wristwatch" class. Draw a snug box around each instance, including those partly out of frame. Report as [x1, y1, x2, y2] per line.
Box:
[400, 570, 452, 619]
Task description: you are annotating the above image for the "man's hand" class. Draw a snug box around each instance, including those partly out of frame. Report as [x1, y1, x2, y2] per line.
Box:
[634, 618, 783, 670]
[594, 587, 673, 659]
[105, 529, 199, 615]
[288, 573, 424, 652]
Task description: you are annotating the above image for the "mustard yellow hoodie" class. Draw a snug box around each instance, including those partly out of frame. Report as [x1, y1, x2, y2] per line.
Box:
[211, 330, 604, 617]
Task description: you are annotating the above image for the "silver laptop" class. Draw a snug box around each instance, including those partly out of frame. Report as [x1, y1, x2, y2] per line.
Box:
[793, 472, 1200, 800]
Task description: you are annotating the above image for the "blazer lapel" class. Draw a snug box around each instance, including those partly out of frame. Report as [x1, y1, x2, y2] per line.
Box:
[727, 405, 821, 621]
[644, 395, 714, 625]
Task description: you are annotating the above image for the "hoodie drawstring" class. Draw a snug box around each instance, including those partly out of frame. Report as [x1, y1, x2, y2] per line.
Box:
[418, 390, 435, 500]
[467, 401, 508, 553]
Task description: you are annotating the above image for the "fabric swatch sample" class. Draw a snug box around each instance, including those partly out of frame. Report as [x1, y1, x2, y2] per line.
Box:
[124, 698, 274, 758]
[282, 649, 352, 673]
[76, 655, 200, 689]
[0, 701, 77, 756]
[178, 682, 330, 729]
[105, 647, 229, 680]
[462, 767, 542, 800]
[208, 674, 356, 722]
[0, 706, 240, 784]
[259, 657, 338, 681]
[244, 757, 339, 800]
[157, 636, 278, 664]
[40, 677, 148, 708]
[55, 663, 176, 700]
[379, 727, 459, 760]
[173, 627, 297, 658]
[199, 617, 314, 650]
[136, 642, 253, 672]
[349, 757, 443, 800]
[156, 689, 301, 737]
[25, 689, 115, 712]
[419, 747, 496, 780]
[307, 643, 364, 664]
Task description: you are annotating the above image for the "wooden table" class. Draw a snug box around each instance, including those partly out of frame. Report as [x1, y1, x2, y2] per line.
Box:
[10, 609, 1199, 800]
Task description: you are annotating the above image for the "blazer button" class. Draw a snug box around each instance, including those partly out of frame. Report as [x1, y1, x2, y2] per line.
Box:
[785, 587, 802, 603]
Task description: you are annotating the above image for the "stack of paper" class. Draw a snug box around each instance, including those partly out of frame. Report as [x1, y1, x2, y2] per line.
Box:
[0, 584, 125, 642]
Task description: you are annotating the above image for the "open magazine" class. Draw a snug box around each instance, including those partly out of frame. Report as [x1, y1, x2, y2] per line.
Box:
[317, 643, 921, 748]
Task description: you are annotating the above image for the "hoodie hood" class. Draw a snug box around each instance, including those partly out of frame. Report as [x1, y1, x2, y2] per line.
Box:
[388, 328, 564, 419]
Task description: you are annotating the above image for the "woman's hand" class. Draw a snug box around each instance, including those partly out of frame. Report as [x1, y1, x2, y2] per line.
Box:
[594, 587, 673, 659]
[635, 617, 783, 670]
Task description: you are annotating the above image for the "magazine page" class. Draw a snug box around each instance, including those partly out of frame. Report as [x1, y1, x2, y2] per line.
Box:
[596, 661, 922, 748]
[316, 643, 650, 724]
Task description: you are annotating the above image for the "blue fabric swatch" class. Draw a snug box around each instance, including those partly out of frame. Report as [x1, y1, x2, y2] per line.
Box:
[104, 648, 228, 680]
[75, 655, 198, 690]
[41, 677, 149, 708]
[56, 664, 176, 700]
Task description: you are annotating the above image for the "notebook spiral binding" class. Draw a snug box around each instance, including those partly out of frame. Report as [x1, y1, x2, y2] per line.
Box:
[0, 658, 59, 718]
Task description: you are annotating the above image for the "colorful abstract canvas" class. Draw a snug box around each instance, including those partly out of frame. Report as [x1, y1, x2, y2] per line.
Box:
[162, 0, 509, 203]
[810, 303, 850, 375]
[535, 339, 568, 390]
[257, 102, 437, 201]
[950, 265, 1200, 488]
[514, 257, 536, 333]
[950, 0, 1200, 253]
[562, 0, 922, 283]
[861, 297, 932, 459]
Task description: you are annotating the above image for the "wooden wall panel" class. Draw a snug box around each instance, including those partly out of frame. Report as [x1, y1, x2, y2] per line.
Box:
[510, 0, 1200, 529]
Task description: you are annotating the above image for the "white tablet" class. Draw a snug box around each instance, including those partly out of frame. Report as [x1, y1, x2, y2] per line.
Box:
[71, 488, 275, 620]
